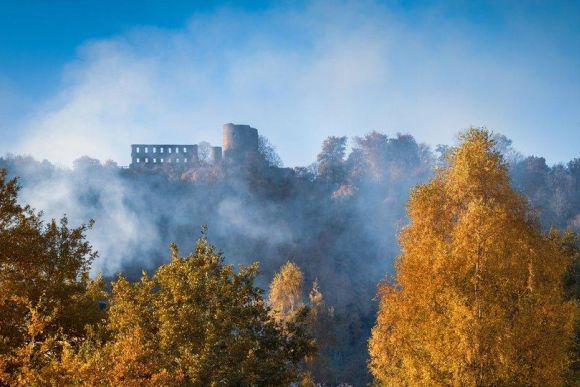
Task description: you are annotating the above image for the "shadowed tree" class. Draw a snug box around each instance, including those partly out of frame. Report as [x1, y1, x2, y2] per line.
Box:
[258, 135, 283, 168]
[197, 141, 212, 165]
[305, 280, 336, 384]
[317, 136, 347, 186]
[269, 263, 338, 384]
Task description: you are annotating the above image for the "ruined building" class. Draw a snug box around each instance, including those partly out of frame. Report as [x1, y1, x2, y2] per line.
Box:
[130, 144, 200, 167]
[130, 123, 258, 168]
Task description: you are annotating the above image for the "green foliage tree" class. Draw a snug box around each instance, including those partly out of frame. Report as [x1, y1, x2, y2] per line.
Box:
[369, 129, 578, 386]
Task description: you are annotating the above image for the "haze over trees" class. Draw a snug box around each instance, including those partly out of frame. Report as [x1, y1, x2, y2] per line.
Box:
[1, 127, 579, 384]
[0, 171, 314, 384]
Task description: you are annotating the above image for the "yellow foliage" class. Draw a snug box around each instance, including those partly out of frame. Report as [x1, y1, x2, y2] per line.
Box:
[369, 128, 578, 386]
[79, 237, 314, 385]
[269, 261, 305, 322]
[0, 169, 106, 385]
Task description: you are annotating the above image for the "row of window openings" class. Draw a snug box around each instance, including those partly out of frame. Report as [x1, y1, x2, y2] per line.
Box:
[135, 147, 187, 154]
[135, 158, 188, 164]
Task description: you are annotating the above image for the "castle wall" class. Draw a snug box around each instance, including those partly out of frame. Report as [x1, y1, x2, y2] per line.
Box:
[129, 123, 262, 169]
[131, 144, 198, 167]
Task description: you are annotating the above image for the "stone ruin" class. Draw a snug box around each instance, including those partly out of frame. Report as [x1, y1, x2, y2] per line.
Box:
[130, 123, 259, 169]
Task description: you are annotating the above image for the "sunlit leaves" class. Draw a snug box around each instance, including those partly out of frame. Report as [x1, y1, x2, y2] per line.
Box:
[369, 128, 577, 386]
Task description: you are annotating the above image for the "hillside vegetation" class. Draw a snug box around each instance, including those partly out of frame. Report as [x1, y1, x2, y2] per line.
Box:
[1, 128, 578, 385]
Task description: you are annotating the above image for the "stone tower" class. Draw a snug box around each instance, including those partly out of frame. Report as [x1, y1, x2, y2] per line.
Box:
[222, 123, 259, 165]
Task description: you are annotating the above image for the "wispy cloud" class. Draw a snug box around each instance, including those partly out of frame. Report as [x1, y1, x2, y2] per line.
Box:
[13, 0, 580, 166]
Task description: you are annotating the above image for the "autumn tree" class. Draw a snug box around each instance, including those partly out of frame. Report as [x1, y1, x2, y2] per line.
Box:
[369, 128, 577, 386]
[0, 168, 315, 384]
[269, 263, 336, 384]
[559, 230, 580, 381]
[76, 235, 315, 385]
[269, 261, 306, 322]
[0, 169, 105, 385]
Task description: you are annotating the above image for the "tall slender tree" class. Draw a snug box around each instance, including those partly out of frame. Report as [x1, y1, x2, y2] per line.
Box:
[369, 128, 577, 386]
[269, 261, 306, 322]
[306, 280, 336, 383]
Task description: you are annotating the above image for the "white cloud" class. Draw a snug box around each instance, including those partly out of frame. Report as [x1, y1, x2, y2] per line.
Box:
[15, 1, 580, 167]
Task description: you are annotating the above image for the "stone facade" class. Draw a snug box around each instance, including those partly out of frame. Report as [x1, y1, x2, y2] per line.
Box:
[130, 144, 200, 167]
[130, 123, 260, 169]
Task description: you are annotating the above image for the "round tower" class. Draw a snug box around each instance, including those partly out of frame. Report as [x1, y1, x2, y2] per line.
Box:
[222, 123, 259, 164]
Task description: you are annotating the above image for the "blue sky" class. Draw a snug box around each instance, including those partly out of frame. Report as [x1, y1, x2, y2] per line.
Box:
[1, 0, 579, 167]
